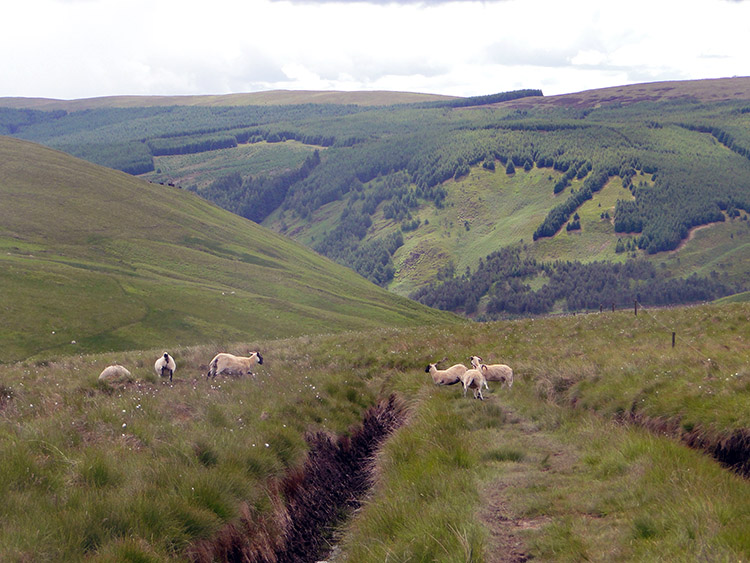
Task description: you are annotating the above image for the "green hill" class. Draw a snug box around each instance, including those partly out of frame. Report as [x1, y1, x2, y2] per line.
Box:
[0, 136, 456, 362]
[3, 79, 750, 316]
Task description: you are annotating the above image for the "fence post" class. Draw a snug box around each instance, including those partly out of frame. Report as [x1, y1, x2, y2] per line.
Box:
[634, 300, 638, 316]
[672, 332, 676, 348]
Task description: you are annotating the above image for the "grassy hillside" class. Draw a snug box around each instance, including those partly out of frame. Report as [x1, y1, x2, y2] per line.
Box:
[1, 302, 748, 561]
[0, 136, 456, 362]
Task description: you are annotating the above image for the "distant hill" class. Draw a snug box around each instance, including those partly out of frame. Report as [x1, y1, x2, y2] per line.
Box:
[0, 90, 458, 111]
[3, 78, 750, 318]
[497, 76, 750, 109]
[0, 136, 456, 362]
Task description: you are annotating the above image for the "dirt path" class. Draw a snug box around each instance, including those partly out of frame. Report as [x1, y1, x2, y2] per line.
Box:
[476, 404, 580, 562]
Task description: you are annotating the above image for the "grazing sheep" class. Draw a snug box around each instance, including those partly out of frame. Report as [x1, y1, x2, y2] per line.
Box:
[207, 352, 263, 379]
[470, 355, 513, 389]
[424, 362, 467, 386]
[98, 364, 131, 381]
[154, 352, 176, 382]
[459, 368, 486, 400]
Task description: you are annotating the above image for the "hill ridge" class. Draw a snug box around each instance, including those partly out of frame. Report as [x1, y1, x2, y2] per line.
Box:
[0, 90, 458, 111]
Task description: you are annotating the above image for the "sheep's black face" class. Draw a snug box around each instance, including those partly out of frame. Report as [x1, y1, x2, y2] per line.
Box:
[256, 352, 263, 365]
[424, 364, 433, 373]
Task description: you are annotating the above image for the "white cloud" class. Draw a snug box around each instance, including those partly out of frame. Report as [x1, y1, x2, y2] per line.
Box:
[1, 0, 749, 100]
[572, 50, 608, 67]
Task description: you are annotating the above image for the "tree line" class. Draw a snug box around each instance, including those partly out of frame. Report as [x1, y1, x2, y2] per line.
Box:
[411, 245, 740, 318]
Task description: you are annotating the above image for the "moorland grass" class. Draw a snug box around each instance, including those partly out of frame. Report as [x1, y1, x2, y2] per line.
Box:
[333, 302, 750, 561]
[0, 336, 385, 561]
[1, 303, 748, 560]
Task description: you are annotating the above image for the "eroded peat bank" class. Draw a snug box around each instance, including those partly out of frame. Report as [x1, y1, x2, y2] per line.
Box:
[188, 395, 406, 563]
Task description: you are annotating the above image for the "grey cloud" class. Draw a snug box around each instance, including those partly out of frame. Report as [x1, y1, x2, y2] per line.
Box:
[485, 41, 571, 68]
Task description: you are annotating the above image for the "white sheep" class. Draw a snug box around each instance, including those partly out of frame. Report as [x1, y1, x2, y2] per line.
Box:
[98, 364, 131, 381]
[154, 352, 176, 382]
[459, 368, 486, 400]
[424, 362, 467, 386]
[470, 355, 513, 389]
[207, 352, 263, 379]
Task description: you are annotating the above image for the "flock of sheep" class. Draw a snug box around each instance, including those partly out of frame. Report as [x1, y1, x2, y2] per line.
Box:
[97, 351, 264, 383]
[425, 356, 513, 400]
[97, 349, 510, 403]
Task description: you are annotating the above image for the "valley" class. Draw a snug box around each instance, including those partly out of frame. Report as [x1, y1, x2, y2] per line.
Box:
[1, 79, 749, 561]
[5, 78, 749, 316]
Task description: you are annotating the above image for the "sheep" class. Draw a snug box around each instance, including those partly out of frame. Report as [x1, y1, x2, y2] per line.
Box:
[424, 362, 467, 386]
[459, 368, 486, 400]
[154, 352, 176, 382]
[98, 364, 131, 381]
[470, 355, 513, 389]
[207, 352, 263, 379]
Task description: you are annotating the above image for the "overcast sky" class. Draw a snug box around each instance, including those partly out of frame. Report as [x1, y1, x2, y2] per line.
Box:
[3, 0, 749, 100]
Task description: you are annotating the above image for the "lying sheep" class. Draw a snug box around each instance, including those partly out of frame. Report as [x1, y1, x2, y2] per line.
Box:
[98, 364, 131, 381]
[425, 362, 467, 386]
[207, 352, 263, 379]
[470, 355, 513, 389]
[459, 368, 486, 400]
[154, 352, 176, 382]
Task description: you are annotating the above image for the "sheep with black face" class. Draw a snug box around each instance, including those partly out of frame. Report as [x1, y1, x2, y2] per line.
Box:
[154, 352, 176, 382]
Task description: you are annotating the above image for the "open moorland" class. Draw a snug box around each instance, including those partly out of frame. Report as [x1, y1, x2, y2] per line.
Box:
[1, 302, 748, 561]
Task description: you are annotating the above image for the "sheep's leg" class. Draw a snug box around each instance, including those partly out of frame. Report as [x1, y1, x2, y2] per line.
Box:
[169, 369, 173, 382]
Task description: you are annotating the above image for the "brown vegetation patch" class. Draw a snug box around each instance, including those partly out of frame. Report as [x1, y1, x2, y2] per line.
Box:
[0, 384, 14, 411]
[187, 394, 407, 563]
[494, 76, 750, 110]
